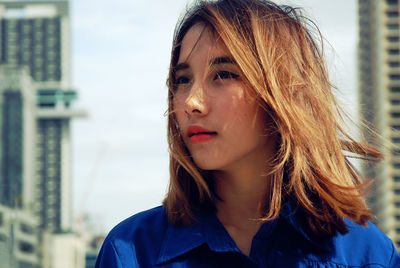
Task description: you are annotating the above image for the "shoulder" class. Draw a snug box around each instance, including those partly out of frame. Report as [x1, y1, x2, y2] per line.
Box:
[326, 220, 400, 267]
[95, 206, 169, 268]
[107, 206, 168, 242]
[337, 220, 394, 254]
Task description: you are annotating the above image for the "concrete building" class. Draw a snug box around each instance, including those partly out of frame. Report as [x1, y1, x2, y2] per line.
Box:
[0, 0, 71, 87]
[358, 0, 400, 249]
[0, 1, 87, 266]
[0, 204, 39, 268]
[42, 232, 86, 268]
[0, 0, 86, 234]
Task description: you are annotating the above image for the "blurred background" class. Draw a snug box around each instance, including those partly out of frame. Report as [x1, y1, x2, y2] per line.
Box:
[0, 0, 398, 267]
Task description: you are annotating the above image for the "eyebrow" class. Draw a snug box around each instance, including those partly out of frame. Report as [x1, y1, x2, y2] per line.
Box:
[173, 56, 236, 74]
[173, 62, 189, 73]
[210, 56, 236, 65]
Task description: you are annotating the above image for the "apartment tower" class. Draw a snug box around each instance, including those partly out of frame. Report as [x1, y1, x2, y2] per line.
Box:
[0, 0, 83, 234]
[358, 0, 400, 249]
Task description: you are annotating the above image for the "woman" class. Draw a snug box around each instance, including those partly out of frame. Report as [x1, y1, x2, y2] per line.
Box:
[96, 0, 400, 267]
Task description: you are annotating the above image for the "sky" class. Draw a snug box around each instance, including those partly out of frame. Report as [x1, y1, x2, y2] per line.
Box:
[70, 0, 358, 234]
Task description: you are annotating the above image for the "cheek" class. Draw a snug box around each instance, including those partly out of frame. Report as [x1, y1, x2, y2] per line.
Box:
[227, 88, 257, 118]
[172, 97, 186, 129]
[230, 97, 258, 123]
[237, 104, 266, 135]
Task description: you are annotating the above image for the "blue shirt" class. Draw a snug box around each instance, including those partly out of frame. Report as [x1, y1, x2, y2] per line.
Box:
[95, 204, 400, 267]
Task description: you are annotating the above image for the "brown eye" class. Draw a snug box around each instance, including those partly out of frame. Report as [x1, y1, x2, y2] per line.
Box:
[173, 75, 192, 92]
[175, 76, 190, 84]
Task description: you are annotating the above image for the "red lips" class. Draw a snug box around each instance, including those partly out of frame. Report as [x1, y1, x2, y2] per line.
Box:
[187, 126, 217, 144]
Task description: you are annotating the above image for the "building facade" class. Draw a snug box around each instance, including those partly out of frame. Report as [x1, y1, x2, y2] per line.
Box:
[358, 0, 400, 249]
[0, 1, 86, 267]
[42, 231, 86, 268]
[0, 0, 85, 234]
[0, 204, 39, 268]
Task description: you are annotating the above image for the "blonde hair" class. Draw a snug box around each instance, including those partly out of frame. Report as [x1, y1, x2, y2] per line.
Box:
[164, 0, 382, 236]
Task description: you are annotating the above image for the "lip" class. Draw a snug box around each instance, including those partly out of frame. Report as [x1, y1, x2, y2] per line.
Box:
[187, 125, 217, 144]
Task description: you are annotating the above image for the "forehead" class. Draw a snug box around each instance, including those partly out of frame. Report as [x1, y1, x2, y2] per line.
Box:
[178, 23, 227, 64]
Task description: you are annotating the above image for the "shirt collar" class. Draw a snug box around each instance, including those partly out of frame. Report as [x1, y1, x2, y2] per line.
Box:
[200, 212, 241, 253]
[156, 203, 331, 265]
[156, 216, 205, 265]
[156, 212, 240, 265]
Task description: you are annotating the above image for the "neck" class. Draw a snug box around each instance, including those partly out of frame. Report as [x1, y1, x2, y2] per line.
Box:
[211, 138, 276, 256]
[214, 165, 272, 226]
[213, 166, 272, 256]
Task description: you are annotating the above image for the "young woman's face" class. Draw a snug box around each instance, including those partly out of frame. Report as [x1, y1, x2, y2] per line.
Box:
[172, 23, 275, 171]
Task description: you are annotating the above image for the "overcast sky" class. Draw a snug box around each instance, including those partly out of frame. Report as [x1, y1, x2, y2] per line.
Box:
[70, 0, 358, 234]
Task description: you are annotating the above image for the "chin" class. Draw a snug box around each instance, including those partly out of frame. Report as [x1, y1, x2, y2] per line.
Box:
[193, 159, 221, 171]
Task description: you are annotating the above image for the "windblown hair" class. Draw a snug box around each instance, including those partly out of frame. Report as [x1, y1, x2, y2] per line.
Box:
[163, 0, 383, 237]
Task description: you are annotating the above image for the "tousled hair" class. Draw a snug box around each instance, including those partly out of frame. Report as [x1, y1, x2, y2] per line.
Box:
[163, 0, 383, 237]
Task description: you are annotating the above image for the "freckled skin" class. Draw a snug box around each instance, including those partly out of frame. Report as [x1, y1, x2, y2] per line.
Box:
[173, 24, 276, 172]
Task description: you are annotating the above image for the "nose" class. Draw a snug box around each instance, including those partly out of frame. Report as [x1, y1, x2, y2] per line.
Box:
[184, 81, 210, 116]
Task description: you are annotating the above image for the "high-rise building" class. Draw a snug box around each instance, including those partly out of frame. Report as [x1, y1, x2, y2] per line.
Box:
[358, 0, 400, 249]
[0, 0, 85, 234]
[0, 1, 86, 266]
[0, 0, 70, 86]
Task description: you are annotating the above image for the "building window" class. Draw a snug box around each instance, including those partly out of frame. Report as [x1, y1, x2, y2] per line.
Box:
[34, 57, 43, 66]
[391, 112, 400, 118]
[18, 242, 34, 254]
[387, 36, 400, 42]
[47, 194, 56, 204]
[388, 49, 400, 55]
[46, 167, 57, 177]
[390, 74, 400, 80]
[388, 61, 400, 67]
[33, 45, 43, 54]
[392, 137, 400, 143]
[393, 162, 400, 169]
[20, 223, 34, 235]
[391, 100, 400, 105]
[394, 176, 400, 182]
[387, 23, 399, 30]
[390, 86, 400, 92]
[387, 10, 399, 17]
[47, 208, 55, 218]
[46, 180, 55, 188]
